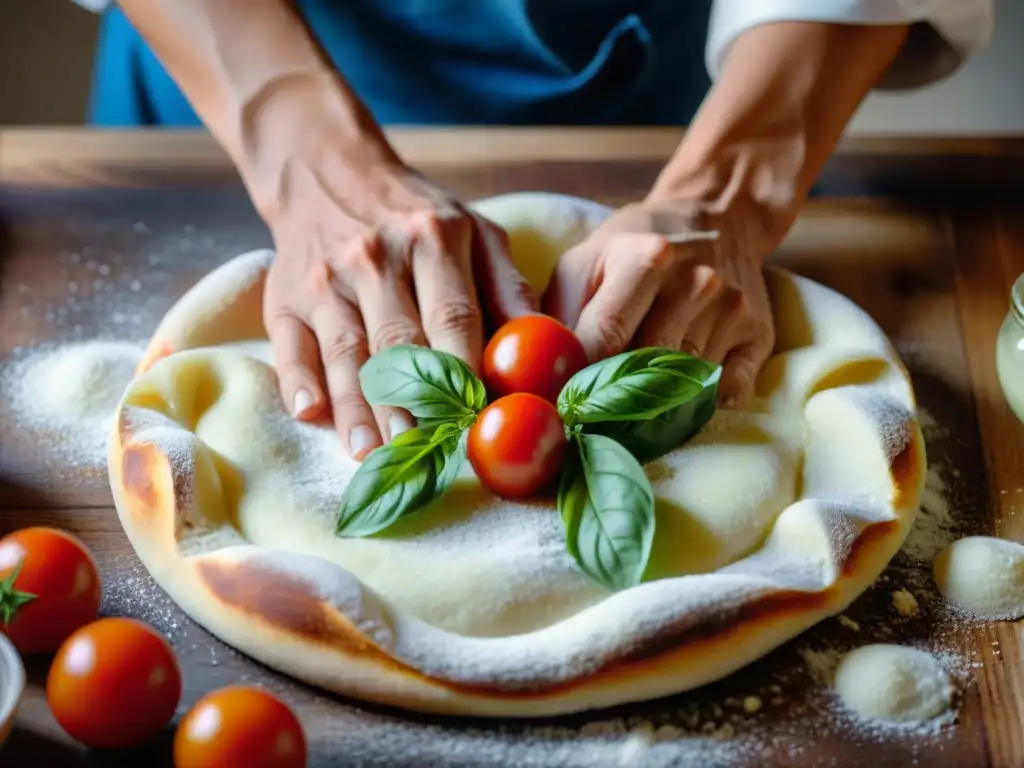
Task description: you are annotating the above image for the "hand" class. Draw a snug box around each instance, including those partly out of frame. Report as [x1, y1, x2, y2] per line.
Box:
[542, 196, 775, 408]
[263, 143, 537, 460]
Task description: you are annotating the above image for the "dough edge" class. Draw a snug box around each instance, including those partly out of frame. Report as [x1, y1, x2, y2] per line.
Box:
[107, 191, 927, 717]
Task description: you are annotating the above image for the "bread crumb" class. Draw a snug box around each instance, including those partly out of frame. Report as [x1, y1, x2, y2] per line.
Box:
[837, 614, 861, 631]
[892, 589, 921, 617]
[742, 696, 763, 715]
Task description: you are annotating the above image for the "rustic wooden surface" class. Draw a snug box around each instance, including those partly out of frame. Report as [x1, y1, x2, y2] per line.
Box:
[0, 130, 1022, 768]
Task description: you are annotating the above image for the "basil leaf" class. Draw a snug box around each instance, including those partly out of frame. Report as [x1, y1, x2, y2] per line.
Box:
[557, 347, 721, 426]
[336, 426, 462, 537]
[432, 423, 468, 496]
[359, 345, 487, 425]
[558, 433, 655, 590]
[587, 380, 718, 463]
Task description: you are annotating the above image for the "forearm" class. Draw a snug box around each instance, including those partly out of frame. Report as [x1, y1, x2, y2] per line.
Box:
[116, 0, 393, 218]
[650, 21, 909, 255]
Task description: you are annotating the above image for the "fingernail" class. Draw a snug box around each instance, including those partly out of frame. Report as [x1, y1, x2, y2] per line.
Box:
[349, 425, 378, 459]
[293, 388, 315, 417]
[388, 414, 413, 440]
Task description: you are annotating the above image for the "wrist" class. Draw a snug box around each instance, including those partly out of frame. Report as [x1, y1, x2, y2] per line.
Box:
[234, 69, 401, 224]
[646, 139, 800, 262]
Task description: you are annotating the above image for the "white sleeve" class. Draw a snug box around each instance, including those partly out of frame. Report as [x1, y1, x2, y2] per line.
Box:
[706, 0, 995, 89]
[69, 0, 112, 10]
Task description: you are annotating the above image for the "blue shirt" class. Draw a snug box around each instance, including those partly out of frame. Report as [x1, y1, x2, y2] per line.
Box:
[90, 1, 713, 127]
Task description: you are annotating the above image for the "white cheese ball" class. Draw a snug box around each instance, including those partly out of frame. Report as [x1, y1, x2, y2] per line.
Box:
[933, 536, 1024, 620]
[833, 644, 953, 723]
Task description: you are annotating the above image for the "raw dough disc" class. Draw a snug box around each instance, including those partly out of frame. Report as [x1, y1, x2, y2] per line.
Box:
[109, 192, 925, 717]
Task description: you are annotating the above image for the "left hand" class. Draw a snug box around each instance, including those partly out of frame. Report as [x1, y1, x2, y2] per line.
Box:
[541, 195, 775, 408]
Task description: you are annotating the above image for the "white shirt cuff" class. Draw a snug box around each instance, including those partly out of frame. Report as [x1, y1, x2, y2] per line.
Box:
[69, 0, 111, 11]
[706, 0, 995, 89]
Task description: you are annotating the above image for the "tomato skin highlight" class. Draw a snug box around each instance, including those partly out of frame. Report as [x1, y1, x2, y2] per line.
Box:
[482, 314, 588, 404]
[0, 527, 101, 654]
[467, 393, 567, 498]
[174, 686, 307, 768]
[47, 617, 182, 750]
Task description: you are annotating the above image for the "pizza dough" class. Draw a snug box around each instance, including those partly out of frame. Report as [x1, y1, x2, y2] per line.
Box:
[933, 536, 1024, 620]
[108, 192, 925, 717]
[833, 644, 953, 723]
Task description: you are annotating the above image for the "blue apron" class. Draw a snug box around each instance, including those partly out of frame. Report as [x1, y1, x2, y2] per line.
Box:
[89, 0, 712, 126]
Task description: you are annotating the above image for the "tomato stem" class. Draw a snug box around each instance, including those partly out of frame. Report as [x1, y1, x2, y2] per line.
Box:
[0, 558, 37, 628]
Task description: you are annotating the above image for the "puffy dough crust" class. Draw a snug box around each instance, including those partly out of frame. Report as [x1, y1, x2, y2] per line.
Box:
[108, 193, 925, 717]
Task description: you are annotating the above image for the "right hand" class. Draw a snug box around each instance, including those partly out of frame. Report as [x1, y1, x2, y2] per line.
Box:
[261, 139, 537, 461]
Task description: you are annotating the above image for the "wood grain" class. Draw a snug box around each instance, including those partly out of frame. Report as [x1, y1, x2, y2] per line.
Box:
[0, 131, 1022, 768]
[947, 203, 1024, 768]
[2, 130, 1023, 197]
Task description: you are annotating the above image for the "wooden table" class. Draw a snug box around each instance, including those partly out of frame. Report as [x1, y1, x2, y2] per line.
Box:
[0, 129, 1022, 767]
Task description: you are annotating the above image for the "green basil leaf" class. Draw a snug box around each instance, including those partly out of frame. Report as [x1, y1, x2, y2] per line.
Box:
[359, 345, 487, 425]
[586, 379, 718, 463]
[432, 423, 468, 496]
[557, 347, 721, 426]
[558, 433, 655, 590]
[336, 427, 456, 537]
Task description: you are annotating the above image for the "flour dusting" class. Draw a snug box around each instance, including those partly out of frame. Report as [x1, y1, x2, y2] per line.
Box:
[1, 340, 143, 465]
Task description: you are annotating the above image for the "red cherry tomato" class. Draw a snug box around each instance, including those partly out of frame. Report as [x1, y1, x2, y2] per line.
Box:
[467, 393, 567, 498]
[174, 686, 307, 768]
[47, 617, 182, 750]
[482, 314, 589, 403]
[0, 527, 101, 654]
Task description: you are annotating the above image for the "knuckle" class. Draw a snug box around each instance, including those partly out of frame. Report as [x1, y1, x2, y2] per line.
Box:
[425, 296, 480, 336]
[342, 232, 388, 275]
[690, 265, 723, 300]
[321, 328, 366, 365]
[329, 391, 369, 417]
[637, 236, 674, 271]
[723, 286, 751, 319]
[592, 314, 633, 355]
[418, 209, 468, 245]
[369, 317, 422, 352]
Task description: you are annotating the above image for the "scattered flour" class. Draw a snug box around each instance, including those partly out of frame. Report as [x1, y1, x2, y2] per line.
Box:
[1, 340, 143, 465]
[0, 258, 997, 764]
[901, 465, 956, 562]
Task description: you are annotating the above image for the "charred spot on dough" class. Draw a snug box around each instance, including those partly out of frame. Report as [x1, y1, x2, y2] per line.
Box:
[197, 559, 384, 653]
[122, 444, 160, 511]
[889, 429, 923, 509]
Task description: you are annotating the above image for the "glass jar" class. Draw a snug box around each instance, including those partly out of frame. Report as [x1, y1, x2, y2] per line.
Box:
[996, 273, 1024, 423]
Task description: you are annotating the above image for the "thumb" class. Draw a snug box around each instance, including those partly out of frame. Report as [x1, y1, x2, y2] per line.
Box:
[470, 216, 539, 326]
[539, 244, 594, 329]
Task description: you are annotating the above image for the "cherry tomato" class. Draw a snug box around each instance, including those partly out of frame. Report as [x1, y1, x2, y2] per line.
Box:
[0, 527, 101, 654]
[174, 686, 307, 768]
[47, 617, 182, 750]
[468, 393, 567, 498]
[482, 314, 589, 404]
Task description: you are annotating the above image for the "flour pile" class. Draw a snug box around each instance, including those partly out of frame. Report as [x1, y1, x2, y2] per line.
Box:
[1, 341, 143, 465]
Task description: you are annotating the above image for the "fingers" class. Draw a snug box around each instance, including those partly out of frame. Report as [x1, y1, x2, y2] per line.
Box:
[720, 333, 774, 408]
[636, 265, 723, 351]
[266, 310, 327, 420]
[542, 248, 595, 330]
[470, 216, 539, 327]
[572, 236, 673, 360]
[307, 298, 381, 461]
[410, 215, 485, 371]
